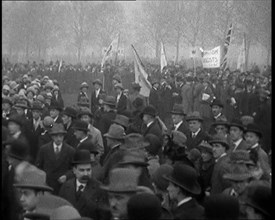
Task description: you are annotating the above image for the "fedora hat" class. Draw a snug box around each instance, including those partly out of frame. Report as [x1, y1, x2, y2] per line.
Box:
[24, 195, 72, 220]
[8, 114, 24, 126]
[114, 83, 124, 90]
[119, 150, 148, 167]
[122, 133, 150, 150]
[171, 130, 187, 147]
[144, 134, 162, 156]
[102, 96, 116, 107]
[14, 166, 53, 192]
[45, 82, 54, 89]
[72, 120, 89, 132]
[72, 149, 92, 165]
[50, 205, 92, 220]
[5, 139, 30, 161]
[245, 123, 262, 138]
[112, 114, 129, 128]
[140, 105, 157, 118]
[36, 94, 45, 103]
[209, 134, 230, 150]
[77, 107, 93, 118]
[210, 99, 224, 108]
[186, 111, 203, 122]
[152, 164, 173, 191]
[163, 164, 201, 195]
[63, 106, 77, 119]
[169, 104, 186, 115]
[49, 123, 67, 135]
[240, 115, 254, 127]
[92, 79, 102, 86]
[104, 124, 126, 140]
[78, 141, 99, 155]
[101, 168, 140, 193]
[31, 101, 43, 111]
[229, 150, 255, 165]
[196, 141, 213, 154]
[14, 100, 28, 109]
[223, 165, 253, 181]
[229, 118, 244, 130]
[80, 82, 89, 88]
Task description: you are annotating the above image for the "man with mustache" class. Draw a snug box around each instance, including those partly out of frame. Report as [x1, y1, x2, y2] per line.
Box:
[59, 149, 108, 219]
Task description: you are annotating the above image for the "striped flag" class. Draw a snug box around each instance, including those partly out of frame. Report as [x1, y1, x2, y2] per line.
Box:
[160, 42, 168, 72]
[131, 45, 152, 97]
[237, 34, 246, 72]
[220, 23, 233, 71]
[101, 33, 119, 69]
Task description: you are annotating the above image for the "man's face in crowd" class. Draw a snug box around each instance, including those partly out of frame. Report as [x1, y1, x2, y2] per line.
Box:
[142, 114, 153, 125]
[215, 125, 228, 136]
[18, 188, 41, 212]
[167, 181, 180, 200]
[230, 179, 250, 195]
[212, 143, 226, 159]
[201, 151, 213, 162]
[108, 192, 133, 219]
[15, 107, 25, 116]
[211, 105, 222, 117]
[172, 114, 183, 125]
[94, 83, 101, 90]
[229, 126, 243, 142]
[8, 121, 21, 135]
[188, 120, 201, 133]
[51, 134, 64, 145]
[26, 92, 34, 99]
[2, 89, 9, 96]
[244, 132, 259, 147]
[49, 109, 59, 119]
[62, 114, 70, 125]
[73, 163, 92, 184]
[80, 115, 91, 124]
[81, 87, 88, 93]
[32, 110, 41, 120]
[73, 129, 84, 140]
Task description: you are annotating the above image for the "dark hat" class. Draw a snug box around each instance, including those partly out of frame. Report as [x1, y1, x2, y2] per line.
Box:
[49, 102, 63, 111]
[77, 101, 90, 108]
[230, 118, 244, 130]
[102, 96, 116, 107]
[5, 139, 29, 160]
[131, 82, 141, 89]
[100, 168, 140, 193]
[93, 79, 102, 86]
[186, 111, 203, 122]
[245, 123, 262, 138]
[245, 185, 271, 217]
[104, 124, 126, 140]
[140, 105, 157, 118]
[144, 134, 161, 156]
[119, 150, 148, 167]
[210, 99, 224, 108]
[8, 114, 24, 126]
[78, 141, 98, 155]
[112, 114, 129, 128]
[77, 107, 93, 118]
[209, 134, 230, 150]
[204, 194, 240, 220]
[112, 74, 122, 83]
[122, 133, 150, 150]
[50, 205, 92, 220]
[223, 165, 254, 182]
[212, 116, 229, 128]
[163, 164, 201, 195]
[3, 97, 13, 105]
[24, 194, 72, 220]
[152, 164, 173, 191]
[49, 123, 67, 135]
[229, 150, 255, 165]
[132, 97, 144, 110]
[72, 120, 89, 132]
[169, 104, 186, 115]
[14, 100, 28, 109]
[63, 107, 77, 118]
[114, 83, 124, 90]
[127, 193, 162, 220]
[43, 116, 54, 128]
[196, 141, 213, 154]
[72, 149, 92, 164]
[14, 166, 53, 192]
[31, 101, 43, 111]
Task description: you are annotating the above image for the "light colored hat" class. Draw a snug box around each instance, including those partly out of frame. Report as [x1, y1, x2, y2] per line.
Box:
[3, 84, 10, 91]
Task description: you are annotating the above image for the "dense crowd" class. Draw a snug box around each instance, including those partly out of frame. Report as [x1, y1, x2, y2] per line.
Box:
[2, 59, 272, 220]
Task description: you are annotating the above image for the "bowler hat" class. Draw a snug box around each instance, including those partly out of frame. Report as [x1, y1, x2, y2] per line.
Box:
[31, 101, 43, 111]
[229, 150, 255, 165]
[210, 99, 224, 108]
[72, 149, 92, 164]
[14, 100, 28, 109]
[50, 205, 92, 220]
[114, 83, 124, 90]
[80, 82, 89, 88]
[244, 123, 262, 138]
[102, 96, 116, 107]
[63, 106, 77, 118]
[223, 165, 253, 181]
[104, 124, 126, 140]
[78, 141, 98, 155]
[144, 134, 161, 156]
[14, 166, 53, 192]
[49, 102, 63, 111]
[49, 123, 67, 135]
[92, 79, 102, 86]
[212, 116, 229, 128]
[24, 194, 72, 219]
[169, 104, 186, 115]
[127, 193, 161, 220]
[186, 111, 203, 122]
[72, 120, 89, 132]
[209, 134, 230, 150]
[204, 194, 240, 220]
[100, 168, 140, 193]
[229, 118, 244, 130]
[140, 105, 157, 118]
[77, 107, 93, 118]
[197, 141, 213, 154]
[152, 164, 173, 191]
[5, 139, 30, 161]
[163, 164, 201, 195]
[8, 114, 24, 126]
[112, 114, 129, 128]
[119, 150, 148, 167]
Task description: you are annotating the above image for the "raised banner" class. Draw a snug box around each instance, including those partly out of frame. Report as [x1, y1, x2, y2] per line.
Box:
[202, 46, 221, 68]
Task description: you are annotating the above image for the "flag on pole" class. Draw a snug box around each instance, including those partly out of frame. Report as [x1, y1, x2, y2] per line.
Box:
[58, 59, 62, 73]
[160, 42, 168, 72]
[131, 45, 152, 97]
[237, 34, 246, 72]
[220, 23, 233, 71]
[101, 33, 119, 69]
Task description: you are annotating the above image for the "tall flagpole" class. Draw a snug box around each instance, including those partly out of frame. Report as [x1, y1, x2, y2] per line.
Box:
[114, 32, 120, 66]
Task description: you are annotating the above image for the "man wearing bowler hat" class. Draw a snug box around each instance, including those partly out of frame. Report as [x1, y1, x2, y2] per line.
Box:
[206, 99, 227, 132]
[163, 163, 204, 219]
[90, 79, 105, 114]
[59, 149, 108, 219]
[36, 123, 75, 194]
[128, 82, 146, 111]
[114, 83, 127, 114]
[169, 103, 189, 136]
[48, 102, 63, 124]
[73, 120, 93, 149]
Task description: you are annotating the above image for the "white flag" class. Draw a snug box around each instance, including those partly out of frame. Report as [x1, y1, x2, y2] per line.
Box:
[101, 33, 119, 69]
[237, 36, 246, 72]
[160, 42, 167, 72]
[58, 59, 62, 73]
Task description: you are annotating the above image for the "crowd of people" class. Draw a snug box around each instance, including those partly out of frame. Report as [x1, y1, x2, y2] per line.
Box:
[2, 59, 272, 220]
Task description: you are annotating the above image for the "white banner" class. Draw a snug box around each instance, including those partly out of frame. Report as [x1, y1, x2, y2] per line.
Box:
[202, 46, 221, 68]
